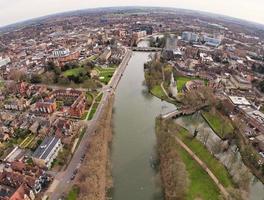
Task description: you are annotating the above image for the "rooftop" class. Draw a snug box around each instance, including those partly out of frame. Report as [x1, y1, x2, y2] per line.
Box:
[228, 96, 251, 106]
[32, 136, 60, 160]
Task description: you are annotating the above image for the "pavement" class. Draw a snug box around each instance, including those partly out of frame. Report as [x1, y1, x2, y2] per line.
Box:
[45, 49, 132, 200]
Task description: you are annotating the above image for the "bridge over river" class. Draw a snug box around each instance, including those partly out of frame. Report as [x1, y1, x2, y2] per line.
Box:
[131, 47, 162, 52]
[161, 103, 208, 119]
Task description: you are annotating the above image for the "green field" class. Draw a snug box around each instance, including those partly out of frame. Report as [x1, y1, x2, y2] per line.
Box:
[175, 76, 208, 91]
[86, 92, 94, 105]
[202, 111, 234, 139]
[96, 67, 115, 84]
[175, 76, 194, 91]
[87, 102, 99, 120]
[178, 145, 221, 200]
[156, 119, 222, 200]
[150, 85, 167, 99]
[81, 111, 89, 120]
[63, 67, 86, 77]
[175, 123, 234, 188]
[86, 55, 97, 61]
[261, 106, 264, 113]
[66, 186, 79, 200]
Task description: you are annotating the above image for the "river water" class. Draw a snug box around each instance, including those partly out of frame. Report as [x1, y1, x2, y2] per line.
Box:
[111, 39, 264, 200]
[111, 51, 175, 200]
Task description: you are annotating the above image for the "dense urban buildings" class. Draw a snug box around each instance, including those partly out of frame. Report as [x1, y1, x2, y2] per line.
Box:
[0, 6, 263, 200]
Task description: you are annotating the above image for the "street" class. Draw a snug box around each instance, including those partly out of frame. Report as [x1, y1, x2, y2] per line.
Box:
[46, 49, 132, 200]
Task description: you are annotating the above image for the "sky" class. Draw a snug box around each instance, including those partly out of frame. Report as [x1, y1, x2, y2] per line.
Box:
[0, 0, 264, 27]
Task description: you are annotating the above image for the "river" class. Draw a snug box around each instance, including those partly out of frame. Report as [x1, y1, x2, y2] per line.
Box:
[111, 39, 264, 200]
[111, 51, 175, 200]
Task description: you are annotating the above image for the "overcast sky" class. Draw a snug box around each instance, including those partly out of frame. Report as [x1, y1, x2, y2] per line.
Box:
[1, 0, 264, 27]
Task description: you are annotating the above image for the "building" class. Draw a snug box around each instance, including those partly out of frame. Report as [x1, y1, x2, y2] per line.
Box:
[230, 75, 252, 90]
[0, 57, 11, 68]
[240, 107, 264, 134]
[35, 101, 57, 114]
[132, 30, 147, 44]
[181, 31, 199, 43]
[228, 96, 251, 106]
[49, 49, 80, 67]
[4, 99, 29, 111]
[99, 48, 112, 62]
[32, 136, 62, 169]
[52, 49, 70, 57]
[202, 36, 221, 47]
[49, 89, 86, 118]
[69, 94, 86, 118]
[184, 80, 205, 92]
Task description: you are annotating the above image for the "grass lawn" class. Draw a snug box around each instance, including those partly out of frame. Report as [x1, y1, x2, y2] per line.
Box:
[86, 55, 97, 61]
[175, 76, 208, 91]
[202, 111, 234, 139]
[96, 93, 103, 102]
[260, 106, 264, 114]
[66, 186, 79, 200]
[63, 67, 86, 77]
[81, 111, 88, 120]
[150, 85, 167, 99]
[178, 145, 221, 200]
[175, 123, 234, 188]
[176, 76, 195, 91]
[87, 102, 99, 120]
[86, 93, 93, 104]
[96, 67, 115, 84]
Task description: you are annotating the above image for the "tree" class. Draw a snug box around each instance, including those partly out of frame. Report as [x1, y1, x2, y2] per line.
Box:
[30, 74, 42, 84]
[258, 80, 264, 92]
[9, 69, 26, 82]
[42, 71, 55, 84]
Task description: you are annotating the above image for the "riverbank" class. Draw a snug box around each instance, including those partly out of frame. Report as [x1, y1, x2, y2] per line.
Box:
[74, 94, 114, 200]
[156, 118, 248, 200]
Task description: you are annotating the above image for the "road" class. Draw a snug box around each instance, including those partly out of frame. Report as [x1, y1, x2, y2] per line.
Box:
[46, 49, 132, 200]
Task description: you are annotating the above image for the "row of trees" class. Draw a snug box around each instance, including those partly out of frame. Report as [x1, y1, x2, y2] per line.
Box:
[144, 58, 173, 91]
[156, 118, 188, 200]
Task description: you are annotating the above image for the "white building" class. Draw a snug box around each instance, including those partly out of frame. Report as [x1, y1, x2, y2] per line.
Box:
[52, 49, 70, 57]
[182, 31, 199, 42]
[0, 57, 11, 68]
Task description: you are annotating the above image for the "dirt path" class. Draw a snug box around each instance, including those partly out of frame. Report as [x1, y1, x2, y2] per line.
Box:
[173, 135, 230, 199]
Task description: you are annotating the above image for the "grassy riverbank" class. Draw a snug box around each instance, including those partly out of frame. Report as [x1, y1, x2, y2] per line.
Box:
[172, 121, 234, 188]
[156, 118, 222, 200]
[202, 110, 234, 139]
[155, 118, 245, 200]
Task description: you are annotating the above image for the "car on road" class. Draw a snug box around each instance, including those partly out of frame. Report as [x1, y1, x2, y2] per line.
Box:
[70, 174, 75, 180]
[73, 169, 78, 175]
[80, 154, 85, 161]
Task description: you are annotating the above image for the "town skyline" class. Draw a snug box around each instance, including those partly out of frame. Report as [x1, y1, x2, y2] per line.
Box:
[1, 0, 264, 27]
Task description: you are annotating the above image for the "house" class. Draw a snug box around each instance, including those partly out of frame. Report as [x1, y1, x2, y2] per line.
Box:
[69, 94, 86, 118]
[35, 100, 56, 114]
[32, 136, 62, 169]
[99, 48, 111, 62]
[53, 118, 72, 136]
[230, 75, 252, 90]
[0, 171, 36, 200]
